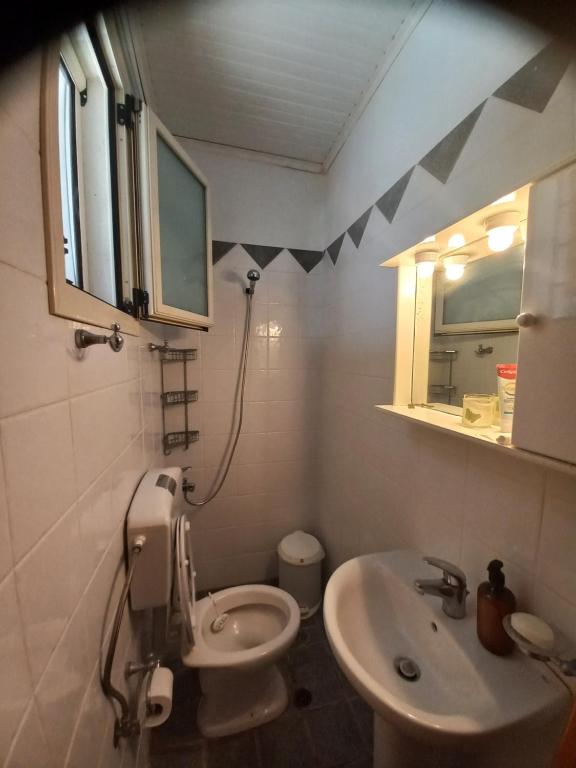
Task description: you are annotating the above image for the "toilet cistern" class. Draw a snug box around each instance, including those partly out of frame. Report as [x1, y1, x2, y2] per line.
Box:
[414, 556, 468, 619]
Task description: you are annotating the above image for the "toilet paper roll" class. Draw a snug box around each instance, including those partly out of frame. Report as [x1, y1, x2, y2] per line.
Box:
[145, 667, 173, 728]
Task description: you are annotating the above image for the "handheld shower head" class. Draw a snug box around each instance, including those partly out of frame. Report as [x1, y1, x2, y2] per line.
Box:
[246, 269, 261, 294]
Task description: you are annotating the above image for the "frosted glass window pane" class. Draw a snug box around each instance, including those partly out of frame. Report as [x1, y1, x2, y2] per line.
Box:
[157, 136, 208, 316]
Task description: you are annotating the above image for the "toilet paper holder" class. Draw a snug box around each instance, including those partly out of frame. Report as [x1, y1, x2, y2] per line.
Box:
[125, 653, 160, 679]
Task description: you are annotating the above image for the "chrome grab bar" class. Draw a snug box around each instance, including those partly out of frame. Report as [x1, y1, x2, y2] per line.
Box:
[101, 535, 146, 748]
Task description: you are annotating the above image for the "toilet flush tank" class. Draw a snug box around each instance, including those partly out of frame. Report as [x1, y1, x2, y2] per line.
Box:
[127, 467, 182, 610]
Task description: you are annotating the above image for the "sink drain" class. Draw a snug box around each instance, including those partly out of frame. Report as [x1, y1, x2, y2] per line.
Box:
[394, 656, 421, 682]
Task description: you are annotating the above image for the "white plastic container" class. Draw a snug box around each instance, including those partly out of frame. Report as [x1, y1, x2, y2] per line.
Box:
[278, 530, 325, 619]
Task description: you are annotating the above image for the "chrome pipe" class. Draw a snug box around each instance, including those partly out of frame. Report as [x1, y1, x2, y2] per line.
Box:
[101, 535, 146, 747]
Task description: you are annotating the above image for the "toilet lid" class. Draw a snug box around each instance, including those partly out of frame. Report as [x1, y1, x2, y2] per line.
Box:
[175, 515, 196, 647]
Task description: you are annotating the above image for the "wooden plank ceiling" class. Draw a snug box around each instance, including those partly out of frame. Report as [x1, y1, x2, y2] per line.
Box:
[133, 0, 425, 168]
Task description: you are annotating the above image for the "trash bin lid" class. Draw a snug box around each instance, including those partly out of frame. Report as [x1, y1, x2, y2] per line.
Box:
[278, 530, 325, 566]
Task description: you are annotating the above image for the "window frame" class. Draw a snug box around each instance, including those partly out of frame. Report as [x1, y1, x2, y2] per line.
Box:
[138, 104, 214, 329]
[41, 35, 139, 335]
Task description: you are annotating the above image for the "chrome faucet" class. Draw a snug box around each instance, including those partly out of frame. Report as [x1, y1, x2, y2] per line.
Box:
[414, 556, 468, 619]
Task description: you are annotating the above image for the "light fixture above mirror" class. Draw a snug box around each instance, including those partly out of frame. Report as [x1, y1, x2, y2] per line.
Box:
[484, 211, 521, 253]
[443, 253, 469, 281]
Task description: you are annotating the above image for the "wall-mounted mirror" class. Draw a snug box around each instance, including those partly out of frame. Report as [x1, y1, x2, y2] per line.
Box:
[392, 183, 530, 417]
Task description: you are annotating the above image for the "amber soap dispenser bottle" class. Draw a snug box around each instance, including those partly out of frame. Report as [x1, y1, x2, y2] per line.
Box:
[477, 559, 517, 656]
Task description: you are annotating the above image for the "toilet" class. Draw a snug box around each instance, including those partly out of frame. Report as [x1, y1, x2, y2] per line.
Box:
[128, 468, 301, 738]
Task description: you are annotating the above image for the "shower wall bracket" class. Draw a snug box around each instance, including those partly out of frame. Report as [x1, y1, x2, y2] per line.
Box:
[149, 342, 200, 455]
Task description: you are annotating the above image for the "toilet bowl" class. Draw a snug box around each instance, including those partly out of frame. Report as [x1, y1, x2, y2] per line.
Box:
[127, 469, 302, 737]
[175, 516, 300, 737]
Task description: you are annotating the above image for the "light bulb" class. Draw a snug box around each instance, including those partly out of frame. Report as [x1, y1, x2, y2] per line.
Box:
[448, 233, 466, 249]
[487, 225, 516, 252]
[484, 211, 520, 252]
[445, 263, 465, 280]
[421, 235, 436, 243]
[416, 260, 435, 278]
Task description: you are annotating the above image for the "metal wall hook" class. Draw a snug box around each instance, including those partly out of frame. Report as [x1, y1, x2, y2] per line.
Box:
[75, 323, 124, 352]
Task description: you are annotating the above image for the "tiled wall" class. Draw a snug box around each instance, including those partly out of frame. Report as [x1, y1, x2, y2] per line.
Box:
[314, 40, 576, 645]
[162, 245, 322, 591]
[0, 52, 168, 768]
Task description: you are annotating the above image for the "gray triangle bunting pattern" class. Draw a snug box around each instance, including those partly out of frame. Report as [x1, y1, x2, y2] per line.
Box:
[375, 168, 415, 223]
[288, 249, 324, 273]
[347, 207, 372, 248]
[327, 233, 345, 265]
[241, 244, 283, 269]
[493, 40, 574, 114]
[419, 103, 485, 184]
[212, 241, 236, 264]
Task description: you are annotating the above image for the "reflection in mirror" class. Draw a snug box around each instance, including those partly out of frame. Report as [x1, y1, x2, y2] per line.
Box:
[428, 243, 523, 411]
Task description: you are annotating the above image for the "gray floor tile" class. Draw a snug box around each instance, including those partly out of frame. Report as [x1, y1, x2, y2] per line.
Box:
[305, 701, 367, 768]
[335, 668, 359, 701]
[289, 640, 332, 668]
[206, 730, 260, 768]
[257, 709, 315, 768]
[150, 743, 204, 767]
[293, 657, 345, 710]
[347, 698, 373, 751]
[151, 695, 203, 754]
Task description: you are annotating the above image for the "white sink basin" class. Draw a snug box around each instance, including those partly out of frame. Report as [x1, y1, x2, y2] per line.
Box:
[324, 550, 570, 761]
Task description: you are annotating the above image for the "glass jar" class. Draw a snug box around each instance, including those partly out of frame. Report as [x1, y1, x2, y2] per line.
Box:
[462, 394, 495, 428]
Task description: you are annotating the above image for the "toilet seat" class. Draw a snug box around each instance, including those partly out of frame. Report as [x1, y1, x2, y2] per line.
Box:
[182, 584, 300, 670]
[173, 519, 300, 670]
[174, 515, 196, 648]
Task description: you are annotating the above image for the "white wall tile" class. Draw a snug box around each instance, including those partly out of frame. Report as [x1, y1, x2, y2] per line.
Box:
[65, 665, 109, 768]
[0, 110, 46, 280]
[0, 452, 13, 580]
[0, 53, 41, 149]
[0, 265, 69, 418]
[536, 471, 576, 606]
[4, 698, 55, 768]
[15, 508, 83, 684]
[0, 575, 33, 764]
[462, 447, 545, 573]
[70, 381, 142, 494]
[35, 607, 92, 766]
[1, 402, 77, 561]
[67, 330, 136, 397]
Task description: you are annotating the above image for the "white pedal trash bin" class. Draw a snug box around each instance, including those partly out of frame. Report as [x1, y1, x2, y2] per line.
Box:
[278, 530, 325, 619]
